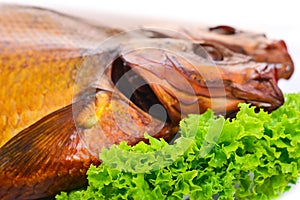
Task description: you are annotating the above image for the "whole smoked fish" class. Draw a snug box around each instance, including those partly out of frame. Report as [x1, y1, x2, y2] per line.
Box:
[0, 4, 294, 199]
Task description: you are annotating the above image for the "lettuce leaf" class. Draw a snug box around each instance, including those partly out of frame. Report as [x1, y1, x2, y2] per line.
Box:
[56, 93, 300, 200]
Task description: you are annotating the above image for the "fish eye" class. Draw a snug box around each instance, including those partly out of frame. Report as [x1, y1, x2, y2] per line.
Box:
[209, 25, 236, 35]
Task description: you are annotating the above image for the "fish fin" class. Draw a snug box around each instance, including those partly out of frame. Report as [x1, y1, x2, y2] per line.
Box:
[0, 103, 98, 199]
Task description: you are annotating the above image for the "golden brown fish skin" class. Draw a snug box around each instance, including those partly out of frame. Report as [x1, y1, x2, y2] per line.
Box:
[0, 4, 122, 147]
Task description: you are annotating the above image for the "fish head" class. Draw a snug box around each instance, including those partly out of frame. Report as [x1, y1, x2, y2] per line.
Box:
[201, 25, 295, 80]
[112, 39, 284, 124]
[142, 25, 294, 80]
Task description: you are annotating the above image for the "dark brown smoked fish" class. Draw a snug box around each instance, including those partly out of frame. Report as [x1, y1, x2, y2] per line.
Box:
[0, 4, 293, 199]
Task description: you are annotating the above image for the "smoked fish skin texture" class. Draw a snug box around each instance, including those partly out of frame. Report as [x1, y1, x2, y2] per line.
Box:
[0, 5, 120, 147]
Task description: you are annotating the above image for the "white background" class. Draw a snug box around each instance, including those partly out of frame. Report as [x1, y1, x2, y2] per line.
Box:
[0, 0, 299, 199]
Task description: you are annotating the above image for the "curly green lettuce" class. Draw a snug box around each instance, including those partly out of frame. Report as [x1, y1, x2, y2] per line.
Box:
[56, 93, 300, 200]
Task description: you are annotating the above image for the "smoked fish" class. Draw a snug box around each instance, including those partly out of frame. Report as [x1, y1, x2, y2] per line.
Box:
[0, 4, 293, 199]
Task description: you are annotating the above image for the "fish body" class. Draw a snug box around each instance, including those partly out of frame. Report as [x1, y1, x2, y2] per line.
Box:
[0, 4, 293, 199]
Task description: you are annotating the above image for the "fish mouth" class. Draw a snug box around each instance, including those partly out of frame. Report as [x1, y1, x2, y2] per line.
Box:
[111, 57, 172, 123]
[229, 63, 284, 112]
